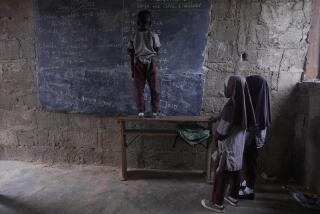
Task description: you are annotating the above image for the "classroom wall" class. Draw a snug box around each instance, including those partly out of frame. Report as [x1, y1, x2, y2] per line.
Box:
[0, 0, 313, 178]
[293, 82, 320, 193]
[0, 0, 205, 169]
[202, 0, 312, 179]
[0, 0, 122, 165]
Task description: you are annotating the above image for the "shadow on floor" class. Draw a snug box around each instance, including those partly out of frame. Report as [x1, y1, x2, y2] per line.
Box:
[0, 195, 41, 214]
[127, 169, 206, 182]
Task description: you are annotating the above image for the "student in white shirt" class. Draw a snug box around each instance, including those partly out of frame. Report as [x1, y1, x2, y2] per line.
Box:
[128, 10, 161, 118]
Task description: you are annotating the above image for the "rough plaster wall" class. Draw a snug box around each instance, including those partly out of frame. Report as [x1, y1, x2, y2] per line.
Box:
[0, 0, 122, 166]
[202, 0, 312, 178]
[294, 82, 320, 193]
[0, 0, 313, 176]
[0, 0, 205, 170]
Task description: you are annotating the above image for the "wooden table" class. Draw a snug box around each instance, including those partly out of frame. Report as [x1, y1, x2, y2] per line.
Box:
[117, 116, 215, 183]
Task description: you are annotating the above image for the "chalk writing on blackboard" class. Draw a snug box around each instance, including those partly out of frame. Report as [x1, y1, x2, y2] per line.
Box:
[35, 0, 210, 116]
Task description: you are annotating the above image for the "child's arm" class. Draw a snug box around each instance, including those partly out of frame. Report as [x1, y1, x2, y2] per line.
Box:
[213, 130, 228, 143]
[128, 48, 135, 78]
[213, 130, 222, 142]
[127, 35, 135, 78]
[214, 119, 231, 144]
[210, 112, 221, 122]
[152, 33, 161, 54]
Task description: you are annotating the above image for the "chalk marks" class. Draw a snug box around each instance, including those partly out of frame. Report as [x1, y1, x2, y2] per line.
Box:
[35, 0, 210, 116]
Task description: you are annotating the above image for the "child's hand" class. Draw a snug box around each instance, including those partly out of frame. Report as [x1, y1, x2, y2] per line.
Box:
[213, 130, 228, 143]
[213, 131, 220, 142]
[210, 113, 220, 122]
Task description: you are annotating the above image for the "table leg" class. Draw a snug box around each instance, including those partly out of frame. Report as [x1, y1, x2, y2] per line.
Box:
[206, 142, 213, 183]
[120, 121, 127, 181]
[206, 122, 214, 184]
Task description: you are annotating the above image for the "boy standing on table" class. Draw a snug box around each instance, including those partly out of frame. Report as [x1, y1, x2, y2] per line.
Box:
[128, 10, 161, 118]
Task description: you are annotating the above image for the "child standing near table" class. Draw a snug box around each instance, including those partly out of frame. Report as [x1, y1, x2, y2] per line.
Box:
[128, 10, 161, 118]
[238, 75, 271, 200]
[201, 76, 256, 212]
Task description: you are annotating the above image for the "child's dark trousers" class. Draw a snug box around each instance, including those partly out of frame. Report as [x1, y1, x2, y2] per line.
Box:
[133, 59, 160, 113]
[212, 170, 240, 205]
[243, 135, 259, 189]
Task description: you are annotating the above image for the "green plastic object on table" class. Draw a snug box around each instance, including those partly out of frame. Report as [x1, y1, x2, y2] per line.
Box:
[177, 124, 210, 146]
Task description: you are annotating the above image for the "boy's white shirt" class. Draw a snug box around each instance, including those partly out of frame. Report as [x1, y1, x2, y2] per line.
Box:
[128, 31, 160, 64]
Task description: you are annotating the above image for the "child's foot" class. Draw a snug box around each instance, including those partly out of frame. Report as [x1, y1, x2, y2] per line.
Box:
[240, 180, 247, 190]
[152, 112, 159, 118]
[201, 199, 225, 213]
[138, 112, 144, 118]
[224, 196, 239, 207]
[152, 112, 165, 118]
[238, 187, 255, 200]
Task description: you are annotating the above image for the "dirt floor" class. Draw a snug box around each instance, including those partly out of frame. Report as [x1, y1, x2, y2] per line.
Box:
[0, 161, 319, 214]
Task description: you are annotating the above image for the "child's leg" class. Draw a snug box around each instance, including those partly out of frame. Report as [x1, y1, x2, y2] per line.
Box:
[212, 171, 229, 205]
[239, 132, 251, 187]
[147, 60, 160, 113]
[244, 138, 258, 189]
[228, 171, 241, 199]
[134, 62, 147, 113]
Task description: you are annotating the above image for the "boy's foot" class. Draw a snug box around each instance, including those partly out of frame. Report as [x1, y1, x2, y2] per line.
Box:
[201, 199, 225, 213]
[224, 196, 239, 207]
[238, 187, 255, 200]
[152, 112, 165, 118]
[138, 112, 144, 118]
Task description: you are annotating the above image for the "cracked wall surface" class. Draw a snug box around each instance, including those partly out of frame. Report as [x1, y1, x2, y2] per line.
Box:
[0, 0, 313, 178]
[0, 0, 122, 166]
[202, 0, 312, 178]
[0, 0, 206, 170]
[294, 82, 320, 193]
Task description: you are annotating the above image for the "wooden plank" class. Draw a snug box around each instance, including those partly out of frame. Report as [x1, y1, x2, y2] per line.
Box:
[124, 129, 177, 136]
[120, 121, 127, 181]
[118, 115, 211, 123]
[206, 122, 214, 183]
[304, 0, 320, 80]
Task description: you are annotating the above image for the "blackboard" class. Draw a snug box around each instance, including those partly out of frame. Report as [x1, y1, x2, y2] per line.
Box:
[35, 0, 211, 116]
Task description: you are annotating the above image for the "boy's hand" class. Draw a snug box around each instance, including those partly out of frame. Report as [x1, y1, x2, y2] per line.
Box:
[131, 65, 135, 78]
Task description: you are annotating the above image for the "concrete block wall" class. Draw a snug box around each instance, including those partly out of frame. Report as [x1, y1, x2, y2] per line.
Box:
[202, 0, 312, 178]
[294, 82, 320, 193]
[0, 0, 205, 170]
[0, 0, 314, 178]
[0, 0, 122, 166]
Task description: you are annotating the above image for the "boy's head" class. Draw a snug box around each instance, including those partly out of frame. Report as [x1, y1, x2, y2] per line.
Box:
[137, 10, 152, 29]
